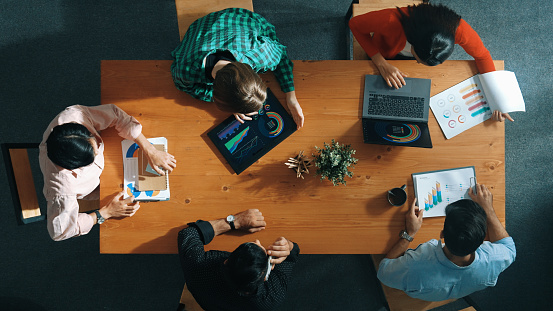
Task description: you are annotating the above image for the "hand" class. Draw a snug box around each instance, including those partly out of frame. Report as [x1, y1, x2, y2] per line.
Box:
[405, 199, 423, 237]
[143, 146, 177, 176]
[234, 209, 266, 233]
[234, 111, 258, 124]
[267, 237, 294, 269]
[372, 54, 407, 89]
[285, 91, 304, 129]
[100, 191, 140, 219]
[469, 183, 494, 213]
[492, 110, 514, 122]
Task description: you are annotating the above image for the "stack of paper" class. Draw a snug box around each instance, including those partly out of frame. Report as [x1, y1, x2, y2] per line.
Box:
[121, 137, 170, 201]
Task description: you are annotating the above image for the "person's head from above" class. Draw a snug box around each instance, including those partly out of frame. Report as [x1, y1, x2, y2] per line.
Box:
[46, 123, 98, 170]
[213, 62, 267, 115]
[398, 3, 461, 66]
[442, 199, 487, 257]
[225, 240, 270, 296]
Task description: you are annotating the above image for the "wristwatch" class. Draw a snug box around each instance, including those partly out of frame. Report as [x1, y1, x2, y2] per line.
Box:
[226, 215, 236, 230]
[95, 210, 105, 224]
[399, 230, 413, 242]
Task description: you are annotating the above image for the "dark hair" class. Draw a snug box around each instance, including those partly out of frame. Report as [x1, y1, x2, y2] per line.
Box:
[443, 199, 487, 257]
[225, 242, 268, 295]
[46, 123, 95, 170]
[397, 3, 461, 66]
[213, 62, 267, 114]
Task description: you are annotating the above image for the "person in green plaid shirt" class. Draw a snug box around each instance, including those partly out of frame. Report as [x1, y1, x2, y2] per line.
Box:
[171, 8, 304, 129]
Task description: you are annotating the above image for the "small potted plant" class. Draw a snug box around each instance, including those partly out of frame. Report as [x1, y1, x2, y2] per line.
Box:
[313, 139, 358, 186]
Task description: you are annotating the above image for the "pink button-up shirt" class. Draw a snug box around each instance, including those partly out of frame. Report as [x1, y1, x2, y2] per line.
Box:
[39, 105, 142, 241]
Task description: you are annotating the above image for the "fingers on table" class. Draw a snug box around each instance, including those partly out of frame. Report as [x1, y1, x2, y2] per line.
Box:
[234, 114, 246, 123]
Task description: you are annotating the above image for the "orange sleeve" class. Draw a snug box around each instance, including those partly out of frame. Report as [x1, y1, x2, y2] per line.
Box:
[349, 8, 405, 58]
[455, 19, 496, 73]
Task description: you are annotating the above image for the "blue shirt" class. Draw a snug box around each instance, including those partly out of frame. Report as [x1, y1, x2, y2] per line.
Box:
[378, 237, 516, 301]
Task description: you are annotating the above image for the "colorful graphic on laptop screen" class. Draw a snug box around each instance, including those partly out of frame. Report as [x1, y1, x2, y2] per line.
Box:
[374, 122, 421, 143]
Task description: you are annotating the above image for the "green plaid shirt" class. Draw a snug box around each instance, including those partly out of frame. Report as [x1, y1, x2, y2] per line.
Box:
[171, 8, 294, 102]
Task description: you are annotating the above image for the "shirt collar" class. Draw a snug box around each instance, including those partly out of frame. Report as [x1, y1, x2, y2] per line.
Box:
[435, 239, 478, 270]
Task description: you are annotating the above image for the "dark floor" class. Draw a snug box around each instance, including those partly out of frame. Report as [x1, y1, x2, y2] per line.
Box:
[1, 0, 551, 310]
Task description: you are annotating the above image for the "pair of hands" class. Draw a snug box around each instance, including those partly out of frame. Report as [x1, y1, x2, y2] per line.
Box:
[233, 91, 305, 130]
[404, 183, 495, 237]
[233, 209, 294, 267]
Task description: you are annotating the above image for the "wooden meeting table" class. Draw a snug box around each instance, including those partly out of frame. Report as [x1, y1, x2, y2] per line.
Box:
[99, 60, 505, 254]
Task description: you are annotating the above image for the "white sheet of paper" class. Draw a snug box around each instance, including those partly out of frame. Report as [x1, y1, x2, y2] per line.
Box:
[121, 137, 170, 201]
[430, 75, 492, 139]
[412, 167, 475, 218]
[430, 70, 525, 139]
[479, 71, 526, 113]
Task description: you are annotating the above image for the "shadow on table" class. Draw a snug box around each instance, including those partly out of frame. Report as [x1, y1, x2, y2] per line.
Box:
[132, 225, 185, 254]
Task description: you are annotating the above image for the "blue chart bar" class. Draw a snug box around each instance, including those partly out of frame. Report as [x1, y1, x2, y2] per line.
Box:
[471, 107, 490, 117]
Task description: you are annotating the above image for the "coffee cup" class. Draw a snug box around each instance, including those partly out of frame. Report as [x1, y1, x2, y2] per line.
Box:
[387, 184, 407, 206]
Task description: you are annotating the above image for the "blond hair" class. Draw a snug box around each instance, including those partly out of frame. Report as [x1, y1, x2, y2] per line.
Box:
[213, 62, 266, 113]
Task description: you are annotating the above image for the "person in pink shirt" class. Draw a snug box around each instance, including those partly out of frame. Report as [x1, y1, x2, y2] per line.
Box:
[39, 105, 177, 241]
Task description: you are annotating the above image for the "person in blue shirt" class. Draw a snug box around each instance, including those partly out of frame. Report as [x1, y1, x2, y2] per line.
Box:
[377, 183, 516, 301]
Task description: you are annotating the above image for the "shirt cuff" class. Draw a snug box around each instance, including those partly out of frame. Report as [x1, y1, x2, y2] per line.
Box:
[187, 220, 215, 245]
[285, 243, 300, 261]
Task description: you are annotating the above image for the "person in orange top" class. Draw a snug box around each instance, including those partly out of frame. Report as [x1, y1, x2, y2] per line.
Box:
[349, 3, 512, 122]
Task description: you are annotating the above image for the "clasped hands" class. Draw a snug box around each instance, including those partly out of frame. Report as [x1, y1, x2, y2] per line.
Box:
[233, 209, 294, 268]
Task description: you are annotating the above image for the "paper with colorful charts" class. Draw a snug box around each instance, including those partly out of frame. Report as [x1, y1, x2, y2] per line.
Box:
[412, 166, 476, 218]
[430, 71, 525, 139]
[430, 75, 493, 139]
[121, 137, 170, 201]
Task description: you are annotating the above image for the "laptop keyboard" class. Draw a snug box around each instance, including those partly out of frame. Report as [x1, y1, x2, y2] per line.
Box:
[367, 94, 425, 119]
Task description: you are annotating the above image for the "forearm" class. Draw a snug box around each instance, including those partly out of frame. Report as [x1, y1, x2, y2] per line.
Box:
[385, 238, 411, 259]
[485, 209, 509, 242]
[208, 218, 232, 236]
[285, 91, 297, 105]
[134, 133, 156, 155]
[371, 53, 389, 70]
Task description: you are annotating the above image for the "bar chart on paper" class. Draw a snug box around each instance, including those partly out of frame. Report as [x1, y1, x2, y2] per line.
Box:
[412, 166, 476, 218]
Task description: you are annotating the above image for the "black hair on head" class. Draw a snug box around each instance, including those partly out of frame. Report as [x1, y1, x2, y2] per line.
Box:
[46, 123, 95, 170]
[444, 199, 487, 257]
[397, 3, 461, 66]
[225, 242, 268, 295]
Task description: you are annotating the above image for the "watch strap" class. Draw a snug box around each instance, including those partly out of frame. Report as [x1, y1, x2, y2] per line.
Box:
[399, 230, 413, 242]
[95, 210, 105, 224]
[227, 215, 236, 230]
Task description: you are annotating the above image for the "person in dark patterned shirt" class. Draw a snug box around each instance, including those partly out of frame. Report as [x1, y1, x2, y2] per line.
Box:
[171, 8, 304, 129]
[178, 209, 300, 311]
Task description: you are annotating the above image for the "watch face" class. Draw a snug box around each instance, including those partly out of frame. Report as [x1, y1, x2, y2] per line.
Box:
[227, 215, 235, 222]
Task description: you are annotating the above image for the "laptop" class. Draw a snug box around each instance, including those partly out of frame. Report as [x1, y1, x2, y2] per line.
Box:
[362, 75, 433, 148]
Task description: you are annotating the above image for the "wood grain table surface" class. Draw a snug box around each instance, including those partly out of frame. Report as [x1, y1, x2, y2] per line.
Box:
[99, 59, 505, 254]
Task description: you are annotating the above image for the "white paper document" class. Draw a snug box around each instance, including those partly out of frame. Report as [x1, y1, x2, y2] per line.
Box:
[412, 166, 475, 218]
[430, 71, 525, 139]
[121, 137, 170, 201]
